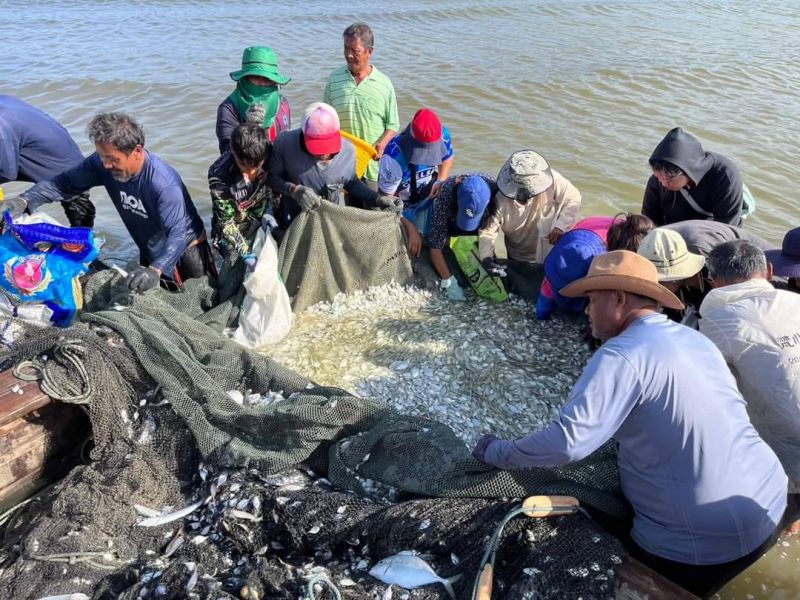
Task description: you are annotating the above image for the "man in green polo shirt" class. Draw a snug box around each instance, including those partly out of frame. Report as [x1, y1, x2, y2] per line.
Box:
[323, 22, 400, 188]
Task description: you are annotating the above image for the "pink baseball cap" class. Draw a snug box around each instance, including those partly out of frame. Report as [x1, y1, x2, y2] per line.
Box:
[302, 102, 341, 155]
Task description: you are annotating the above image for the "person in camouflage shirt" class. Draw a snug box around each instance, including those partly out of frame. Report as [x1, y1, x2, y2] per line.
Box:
[208, 122, 275, 302]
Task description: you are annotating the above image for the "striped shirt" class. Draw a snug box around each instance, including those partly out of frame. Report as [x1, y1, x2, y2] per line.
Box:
[323, 65, 399, 181]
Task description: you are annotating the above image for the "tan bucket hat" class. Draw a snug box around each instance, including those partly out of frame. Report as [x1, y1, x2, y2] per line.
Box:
[637, 229, 705, 282]
[496, 150, 554, 201]
[560, 250, 684, 310]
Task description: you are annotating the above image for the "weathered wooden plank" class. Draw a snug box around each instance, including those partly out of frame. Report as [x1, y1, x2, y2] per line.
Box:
[616, 557, 700, 599]
[0, 367, 89, 512]
[0, 368, 51, 427]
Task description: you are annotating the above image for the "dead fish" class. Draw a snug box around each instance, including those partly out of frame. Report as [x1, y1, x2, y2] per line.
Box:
[185, 561, 198, 593]
[134, 504, 161, 518]
[138, 500, 204, 527]
[368, 552, 461, 600]
[162, 531, 184, 557]
[228, 509, 262, 522]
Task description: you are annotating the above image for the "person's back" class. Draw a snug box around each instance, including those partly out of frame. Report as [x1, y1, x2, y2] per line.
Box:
[0, 95, 84, 184]
[607, 314, 787, 564]
[700, 279, 800, 491]
[662, 220, 774, 257]
[0, 96, 95, 227]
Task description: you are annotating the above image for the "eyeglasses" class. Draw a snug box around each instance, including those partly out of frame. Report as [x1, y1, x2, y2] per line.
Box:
[654, 168, 685, 182]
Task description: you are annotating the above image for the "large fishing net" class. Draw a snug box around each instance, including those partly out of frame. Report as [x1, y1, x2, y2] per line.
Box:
[279, 203, 413, 313]
[0, 211, 629, 599]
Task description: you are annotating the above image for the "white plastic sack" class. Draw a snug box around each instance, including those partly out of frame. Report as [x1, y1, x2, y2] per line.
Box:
[232, 227, 293, 349]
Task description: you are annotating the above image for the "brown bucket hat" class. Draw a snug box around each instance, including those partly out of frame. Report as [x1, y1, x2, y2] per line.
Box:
[560, 250, 684, 310]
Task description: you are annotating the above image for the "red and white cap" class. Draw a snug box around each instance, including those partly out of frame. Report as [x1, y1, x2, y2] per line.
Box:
[302, 102, 341, 155]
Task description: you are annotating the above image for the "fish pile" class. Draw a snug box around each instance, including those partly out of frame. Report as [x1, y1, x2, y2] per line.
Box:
[120, 465, 466, 600]
[267, 283, 591, 446]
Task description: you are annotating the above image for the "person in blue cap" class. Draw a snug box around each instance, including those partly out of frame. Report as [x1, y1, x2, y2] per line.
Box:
[424, 172, 495, 301]
[536, 226, 608, 320]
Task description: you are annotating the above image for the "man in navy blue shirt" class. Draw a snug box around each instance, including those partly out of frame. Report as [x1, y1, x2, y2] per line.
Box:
[0, 95, 95, 227]
[5, 113, 210, 293]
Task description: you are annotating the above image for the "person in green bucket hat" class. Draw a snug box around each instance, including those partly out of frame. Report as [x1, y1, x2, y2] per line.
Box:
[216, 46, 292, 153]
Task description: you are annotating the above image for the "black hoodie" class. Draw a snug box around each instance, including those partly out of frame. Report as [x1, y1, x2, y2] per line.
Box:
[641, 128, 743, 226]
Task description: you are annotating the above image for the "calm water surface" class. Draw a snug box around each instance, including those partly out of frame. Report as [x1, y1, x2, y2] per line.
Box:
[1, 1, 798, 596]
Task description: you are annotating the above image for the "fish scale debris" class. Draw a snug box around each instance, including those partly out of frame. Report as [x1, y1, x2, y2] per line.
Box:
[266, 283, 589, 445]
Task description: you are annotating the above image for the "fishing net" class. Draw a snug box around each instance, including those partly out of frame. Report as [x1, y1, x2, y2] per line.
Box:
[0, 216, 630, 599]
[279, 202, 414, 313]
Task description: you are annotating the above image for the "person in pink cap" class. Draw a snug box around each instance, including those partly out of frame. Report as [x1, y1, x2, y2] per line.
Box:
[267, 102, 392, 230]
[378, 108, 455, 256]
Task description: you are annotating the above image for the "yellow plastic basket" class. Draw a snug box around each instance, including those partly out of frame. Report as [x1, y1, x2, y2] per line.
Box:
[340, 131, 378, 178]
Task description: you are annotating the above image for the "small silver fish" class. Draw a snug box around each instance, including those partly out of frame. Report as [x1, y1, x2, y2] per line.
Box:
[134, 504, 160, 518]
[228, 509, 262, 522]
[184, 561, 198, 593]
[368, 551, 461, 600]
[162, 531, 184, 557]
[137, 500, 204, 527]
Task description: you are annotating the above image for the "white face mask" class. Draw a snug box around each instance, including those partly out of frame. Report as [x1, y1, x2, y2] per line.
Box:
[317, 160, 332, 171]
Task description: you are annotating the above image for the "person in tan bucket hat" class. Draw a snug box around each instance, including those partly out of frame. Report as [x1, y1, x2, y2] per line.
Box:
[478, 150, 582, 301]
[473, 251, 791, 597]
[638, 228, 707, 326]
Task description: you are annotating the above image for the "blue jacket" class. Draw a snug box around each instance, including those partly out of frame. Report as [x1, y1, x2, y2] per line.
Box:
[23, 151, 204, 274]
[0, 95, 84, 184]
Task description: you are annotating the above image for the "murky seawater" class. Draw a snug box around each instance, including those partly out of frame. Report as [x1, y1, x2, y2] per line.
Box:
[1, 1, 798, 596]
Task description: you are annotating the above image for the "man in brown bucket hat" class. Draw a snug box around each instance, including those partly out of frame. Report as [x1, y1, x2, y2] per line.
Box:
[473, 250, 791, 597]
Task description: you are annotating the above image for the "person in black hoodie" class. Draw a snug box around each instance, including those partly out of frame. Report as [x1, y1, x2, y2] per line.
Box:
[642, 127, 743, 226]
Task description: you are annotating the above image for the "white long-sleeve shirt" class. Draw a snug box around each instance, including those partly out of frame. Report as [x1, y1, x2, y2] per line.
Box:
[700, 278, 800, 492]
[484, 314, 787, 565]
[478, 169, 581, 263]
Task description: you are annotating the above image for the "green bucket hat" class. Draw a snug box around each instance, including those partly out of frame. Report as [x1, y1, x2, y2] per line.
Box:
[229, 46, 291, 85]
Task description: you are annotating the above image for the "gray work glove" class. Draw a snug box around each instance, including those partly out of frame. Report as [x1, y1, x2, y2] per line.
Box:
[125, 266, 161, 293]
[290, 185, 323, 212]
[375, 194, 403, 213]
[481, 257, 507, 278]
[1, 195, 28, 220]
[261, 213, 278, 232]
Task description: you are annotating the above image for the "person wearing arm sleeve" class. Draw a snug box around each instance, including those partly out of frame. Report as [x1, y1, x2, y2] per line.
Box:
[266, 137, 293, 197]
[216, 101, 241, 155]
[478, 203, 504, 262]
[378, 153, 421, 253]
[344, 178, 379, 208]
[481, 346, 641, 468]
[535, 277, 558, 320]
[21, 156, 103, 212]
[641, 176, 665, 226]
[148, 183, 195, 275]
[426, 177, 456, 278]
